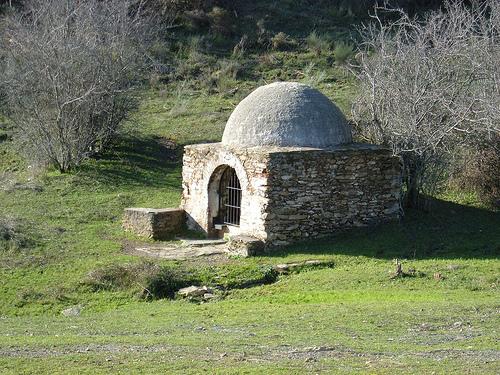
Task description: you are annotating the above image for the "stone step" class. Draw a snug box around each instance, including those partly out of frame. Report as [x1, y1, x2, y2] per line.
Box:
[178, 238, 227, 248]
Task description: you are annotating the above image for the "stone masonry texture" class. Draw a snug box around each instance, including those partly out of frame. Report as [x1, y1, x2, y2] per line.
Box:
[181, 143, 402, 249]
[123, 208, 185, 240]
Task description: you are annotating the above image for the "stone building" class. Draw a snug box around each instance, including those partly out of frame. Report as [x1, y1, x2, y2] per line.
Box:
[180, 82, 402, 248]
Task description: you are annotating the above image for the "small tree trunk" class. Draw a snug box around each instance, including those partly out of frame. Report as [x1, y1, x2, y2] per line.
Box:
[406, 173, 419, 208]
[404, 158, 421, 208]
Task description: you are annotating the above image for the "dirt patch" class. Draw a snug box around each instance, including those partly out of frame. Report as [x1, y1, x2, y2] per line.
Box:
[1, 343, 498, 366]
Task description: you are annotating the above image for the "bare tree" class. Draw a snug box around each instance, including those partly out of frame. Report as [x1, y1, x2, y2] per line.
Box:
[350, 1, 500, 208]
[1, 0, 151, 172]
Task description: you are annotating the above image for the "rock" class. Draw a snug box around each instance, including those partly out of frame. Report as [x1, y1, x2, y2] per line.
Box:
[122, 207, 185, 240]
[61, 305, 82, 317]
[227, 235, 265, 257]
[180, 239, 226, 247]
[132, 244, 227, 261]
[273, 260, 329, 274]
[447, 264, 460, 270]
[434, 272, 444, 281]
[177, 285, 213, 298]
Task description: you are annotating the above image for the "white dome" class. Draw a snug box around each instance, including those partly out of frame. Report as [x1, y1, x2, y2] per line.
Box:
[222, 82, 352, 148]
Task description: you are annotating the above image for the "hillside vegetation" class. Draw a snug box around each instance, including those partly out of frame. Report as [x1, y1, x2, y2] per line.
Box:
[0, 1, 499, 373]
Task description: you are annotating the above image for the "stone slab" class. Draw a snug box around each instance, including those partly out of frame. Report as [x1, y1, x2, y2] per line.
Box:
[133, 244, 228, 261]
[180, 239, 227, 247]
[227, 235, 265, 257]
[123, 207, 185, 240]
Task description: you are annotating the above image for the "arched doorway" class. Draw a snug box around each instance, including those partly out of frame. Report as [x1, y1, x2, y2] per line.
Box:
[207, 165, 243, 237]
[217, 167, 241, 226]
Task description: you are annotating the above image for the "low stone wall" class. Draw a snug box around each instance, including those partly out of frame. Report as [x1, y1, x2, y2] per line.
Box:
[123, 208, 185, 240]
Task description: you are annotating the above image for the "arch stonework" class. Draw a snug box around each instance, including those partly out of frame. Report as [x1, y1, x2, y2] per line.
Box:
[206, 164, 243, 236]
[181, 144, 269, 239]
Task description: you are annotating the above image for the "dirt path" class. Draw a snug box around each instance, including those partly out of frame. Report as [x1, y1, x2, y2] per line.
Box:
[1, 343, 498, 365]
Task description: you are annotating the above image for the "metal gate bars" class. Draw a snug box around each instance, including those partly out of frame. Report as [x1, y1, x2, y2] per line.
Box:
[219, 167, 241, 226]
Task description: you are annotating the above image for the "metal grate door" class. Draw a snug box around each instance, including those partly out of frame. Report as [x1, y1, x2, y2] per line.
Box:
[219, 167, 241, 226]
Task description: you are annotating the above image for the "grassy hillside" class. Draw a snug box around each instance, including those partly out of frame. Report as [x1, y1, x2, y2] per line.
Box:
[1, 2, 499, 373]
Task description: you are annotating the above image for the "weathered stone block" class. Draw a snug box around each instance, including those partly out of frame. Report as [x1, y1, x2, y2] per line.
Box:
[227, 235, 265, 257]
[123, 208, 185, 240]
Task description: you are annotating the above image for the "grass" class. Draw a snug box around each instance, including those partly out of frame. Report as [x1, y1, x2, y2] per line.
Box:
[0, 107, 498, 372]
[0, 2, 499, 373]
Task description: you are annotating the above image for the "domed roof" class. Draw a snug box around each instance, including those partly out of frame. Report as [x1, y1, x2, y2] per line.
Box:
[222, 82, 352, 148]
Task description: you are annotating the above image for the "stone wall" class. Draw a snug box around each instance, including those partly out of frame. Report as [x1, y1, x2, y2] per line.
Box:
[181, 143, 401, 248]
[123, 208, 185, 240]
[181, 143, 269, 239]
[264, 145, 402, 247]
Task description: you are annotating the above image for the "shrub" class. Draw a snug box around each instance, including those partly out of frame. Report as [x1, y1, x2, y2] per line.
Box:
[333, 42, 354, 65]
[232, 34, 249, 58]
[144, 266, 190, 299]
[174, 36, 214, 80]
[207, 6, 233, 36]
[199, 58, 241, 94]
[351, 1, 500, 208]
[270, 32, 297, 51]
[84, 261, 282, 300]
[255, 18, 271, 48]
[306, 31, 331, 56]
[2, 0, 152, 172]
[0, 216, 32, 251]
[184, 8, 210, 30]
[83, 261, 196, 300]
[452, 144, 500, 208]
[258, 53, 278, 68]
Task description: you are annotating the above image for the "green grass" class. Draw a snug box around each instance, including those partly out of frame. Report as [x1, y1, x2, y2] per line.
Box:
[0, 105, 498, 372]
[0, 3, 499, 372]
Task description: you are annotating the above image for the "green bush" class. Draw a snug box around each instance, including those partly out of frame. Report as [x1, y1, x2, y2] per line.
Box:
[0, 216, 32, 252]
[306, 31, 331, 56]
[83, 261, 196, 300]
[174, 37, 215, 80]
[301, 62, 327, 87]
[451, 144, 500, 208]
[270, 32, 298, 51]
[144, 266, 192, 299]
[83, 261, 282, 300]
[199, 58, 241, 94]
[333, 41, 354, 65]
[207, 6, 233, 36]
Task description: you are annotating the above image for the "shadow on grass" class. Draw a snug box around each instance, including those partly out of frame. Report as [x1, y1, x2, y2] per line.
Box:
[271, 198, 500, 260]
[76, 132, 184, 190]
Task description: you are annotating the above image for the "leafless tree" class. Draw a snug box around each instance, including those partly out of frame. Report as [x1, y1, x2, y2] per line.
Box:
[1, 0, 152, 172]
[350, 1, 500, 208]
